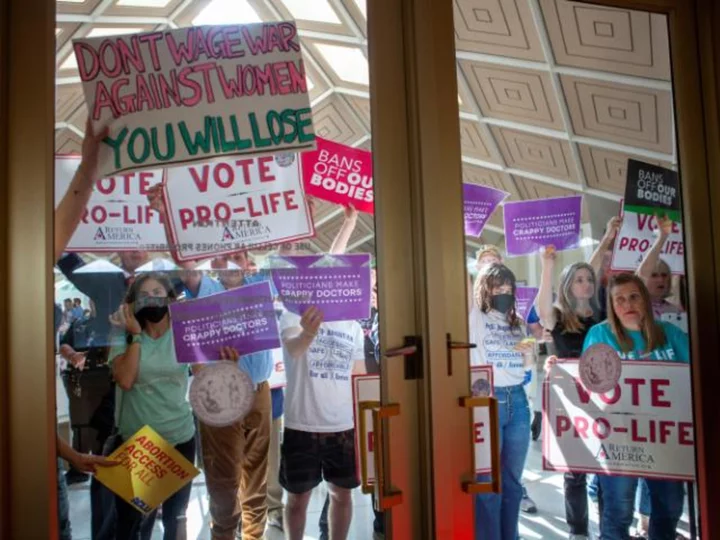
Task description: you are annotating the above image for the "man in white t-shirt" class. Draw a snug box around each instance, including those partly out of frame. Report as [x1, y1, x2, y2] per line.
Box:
[279, 306, 366, 540]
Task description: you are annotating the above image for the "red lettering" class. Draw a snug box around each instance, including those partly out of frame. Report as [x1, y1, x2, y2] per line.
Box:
[574, 417, 589, 438]
[618, 237, 629, 249]
[474, 422, 485, 444]
[235, 159, 253, 185]
[592, 417, 612, 439]
[91, 205, 107, 224]
[599, 385, 621, 405]
[283, 189, 299, 210]
[268, 192, 282, 214]
[96, 177, 115, 195]
[197, 205, 212, 223]
[556, 415, 572, 437]
[624, 378, 646, 406]
[258, 156, 275, 183]
[367, 431, 374, 452]
[573, 379, 591, 404]
[189, 165, 210, 192]
[179, 209, 194, 229]
[213, 162, 234, 189]
[659, 420, 675, 444]
[123, 205, 138, 224]
[631, 419, 648, 442]
[650, 379, 671, 408]
[138, 172, 153, 195]
[678, 422, 694, 445]
[628, 238, 640, 251]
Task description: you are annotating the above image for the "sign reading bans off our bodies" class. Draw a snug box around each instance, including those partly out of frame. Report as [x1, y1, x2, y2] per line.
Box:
[543, 361, 695, 480]
[163, 154, 314, 261]
[55, 155, 166, 251]
[73, 23, 316, 177]
[624, 160, 680, 221]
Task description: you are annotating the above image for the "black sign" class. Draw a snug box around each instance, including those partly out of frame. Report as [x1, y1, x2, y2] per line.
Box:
[624, 159, 680, 220]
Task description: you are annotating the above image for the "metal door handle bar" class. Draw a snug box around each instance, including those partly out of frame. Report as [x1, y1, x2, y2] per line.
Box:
[459, 395, 501, 494]
[446, 333, 477, 376]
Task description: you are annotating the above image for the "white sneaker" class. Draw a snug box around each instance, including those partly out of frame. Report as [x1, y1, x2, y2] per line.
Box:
[267, 511, 283, 531]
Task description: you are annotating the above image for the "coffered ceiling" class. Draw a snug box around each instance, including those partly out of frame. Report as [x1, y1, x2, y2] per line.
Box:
[54, 0, 676, 257]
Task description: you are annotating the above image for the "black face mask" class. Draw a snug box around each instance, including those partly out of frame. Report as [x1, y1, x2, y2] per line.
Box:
[490, 293, 515, 314]
[135, 296, 169, 325]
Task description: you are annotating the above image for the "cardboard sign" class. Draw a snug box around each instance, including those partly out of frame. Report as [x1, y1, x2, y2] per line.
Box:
[74, 23, 315, 177]
[268, 347, 287, 389]
[163, 155, 314, 261]
[55, 155, 166, 251]
[516, 287, 539, 322]
[169, 281, 281, 363]
[301, 137, 374, 214]
[503, 196, 582, 256]
[270, 254, 371, 322]
[543, 361, 695, 480]
[611, 207, 685, 275]
[463, 184, 508, 237]
[624, 160, 680, 221]
[95, 425, 200, 514]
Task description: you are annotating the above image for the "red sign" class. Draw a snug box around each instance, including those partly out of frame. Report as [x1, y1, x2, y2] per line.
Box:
[301, 137, 373, 214]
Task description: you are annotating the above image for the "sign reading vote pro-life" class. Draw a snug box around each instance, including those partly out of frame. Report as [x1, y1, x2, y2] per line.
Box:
[54, 155, 167, 252]
[503, 196, 582, 256]
[73, 23, 316, 178]
[163, 155, 314, 261]
[270, 254, 371, 322]
[543, 361, 695, 480]
[463, 183, 508, 237]
[169, 281, 281, 363]
[624, 160, 680, 221]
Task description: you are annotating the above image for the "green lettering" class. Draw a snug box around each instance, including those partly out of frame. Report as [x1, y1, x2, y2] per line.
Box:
[266, 110, 284, 145]
[179, 117, 213, 156]
[128, 128, 150, 165]
[280, 108, 298, 144]
[103, 127, 129, 171]
[151, 123, 176, 161]
[230, 115, 252, 151]
[249, 112, 272, 148]
[209, 116, 220, 153]
[216, 117, 237, 153]
[296, 108, 315, 144]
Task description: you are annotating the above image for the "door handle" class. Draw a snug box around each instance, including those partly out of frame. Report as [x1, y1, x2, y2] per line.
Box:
[458, 395, 501, 494]
[385, 335, 423, 380]
[446, 333, 477, 376]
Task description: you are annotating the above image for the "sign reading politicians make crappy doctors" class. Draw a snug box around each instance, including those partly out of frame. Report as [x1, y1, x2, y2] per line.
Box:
[543, 361, 695, 480]
[515, 287, 539, 322]
[55, 155, 166, 252]
[301, 137, 374, 214]
[169, 281, 280, 363]
[73, 23, 316, 178]
[269, 254, 371, 322]
[95, 425, 199, 515]
[503, 196, 583, 256]
[163, 154, 314, 262]
[463, 183, 508, 237]
[624, 160, 680, 222]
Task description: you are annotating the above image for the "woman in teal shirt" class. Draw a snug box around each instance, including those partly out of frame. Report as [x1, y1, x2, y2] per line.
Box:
[582, 273, 688, 540]
[109, 272, 196, 539]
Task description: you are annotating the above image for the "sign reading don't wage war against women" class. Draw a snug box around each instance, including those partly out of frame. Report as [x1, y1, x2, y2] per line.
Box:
[503, 196, 582, 256]
[463, 183, 508, 237]
[169, 281, 281, 363]
[624, 160, 680, 221]
[55, 155, 166, 251]
[73, 23, 315, 177]
[270, 254, 371, 322]
[301, 137, 374, 214]
[163, 154, 314, 261]
[543, 361, 695, 480]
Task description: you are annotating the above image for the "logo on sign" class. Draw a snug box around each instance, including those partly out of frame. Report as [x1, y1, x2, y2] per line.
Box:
[93, 226, 141, 244]
[596, 443, 655, 467]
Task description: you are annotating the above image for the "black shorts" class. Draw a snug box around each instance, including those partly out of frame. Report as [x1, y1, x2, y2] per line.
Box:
[279, 428, 360, 494]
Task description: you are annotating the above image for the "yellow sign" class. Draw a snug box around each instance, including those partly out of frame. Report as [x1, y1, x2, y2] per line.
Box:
[95, 425, 200, 514]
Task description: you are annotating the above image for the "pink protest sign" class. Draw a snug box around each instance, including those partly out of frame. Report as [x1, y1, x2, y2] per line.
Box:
[301, 137, 374, 214]
[463, 183, 508, 237]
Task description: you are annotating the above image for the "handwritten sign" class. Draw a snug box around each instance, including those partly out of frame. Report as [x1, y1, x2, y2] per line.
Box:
[270, 254, 371, 322]
[503, 196, 582, 256]
[95, 425, 199, 514]
[163, 155, 314, 261]
[624, 160, 680, 221]
[611, 207, 685, 275]
[74, 23, 315, 177]
[543, 361, 695, 480]
[463, 184, 508, 237]
[301, 137, 374, 214]
[169, 281, 281, 363]
[55, 155, 166, 251]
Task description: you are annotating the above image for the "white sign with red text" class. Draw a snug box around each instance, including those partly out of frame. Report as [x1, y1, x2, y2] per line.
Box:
[543, 361, 695, 480]
[163, 154, 314, 261]
[352, 375, 380, 485]
[471, 366, 494, 475]
[611, 207, 685, 275]
[268, 348, 286, 389]
[54, 155, 166, 252]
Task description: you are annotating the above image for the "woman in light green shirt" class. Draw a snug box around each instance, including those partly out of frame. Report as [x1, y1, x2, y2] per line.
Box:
[109, 272, 195, 539]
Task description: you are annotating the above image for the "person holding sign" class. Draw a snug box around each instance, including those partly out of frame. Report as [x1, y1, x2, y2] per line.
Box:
[582, 273, 689, 540]
[109, 272, 197, 538]
[468, 264, 536, 540]
[538, 246, 603, 540]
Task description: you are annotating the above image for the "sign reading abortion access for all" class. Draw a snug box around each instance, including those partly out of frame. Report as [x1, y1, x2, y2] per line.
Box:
[169, 281, 281, 363]
[463, 184, 508, 237]
[270, 254, 371, 322]
[95, 425, 200, 515]
[163, 155, 314, 261]
[611, 207, 685, 275]
[543, 361, 695, 480]
[55, 155, 166, 251]
[301, 137, 374, 214]
[73, 23, 316, 177]
[624, 160, 680, 221]
[503, 196, 582, 256]
[516, 287, 539, 322]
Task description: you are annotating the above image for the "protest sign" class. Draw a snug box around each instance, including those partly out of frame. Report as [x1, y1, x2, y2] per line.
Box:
[95, 425, 199, 514]
[55, 155, 166, 251]
[352, 374, 380, 486]
[611, 207, 685, 274]
[503, 196, 582, 256]
[543, 360, 695, 480]
[73, 23, 315, 177]
[301, 137, 374, 214]
[624, 160, 680, 221]
[463, 184, 508, 237]
[270, 253, 371, 322]
[268, 347, 287, 388]
[471, 366, 494, 475]
[163, 155, 314, 261]
[169, 281, 280, 363]
[516, 287, 538, 322]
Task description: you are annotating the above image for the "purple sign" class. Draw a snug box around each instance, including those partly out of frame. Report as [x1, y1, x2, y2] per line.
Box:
[169, 282, 280, 364]
[270, 253, 371, 322]
[516, 287, 539, 322]
[503, 196, 582, 256]
[463, 184, 508, 237]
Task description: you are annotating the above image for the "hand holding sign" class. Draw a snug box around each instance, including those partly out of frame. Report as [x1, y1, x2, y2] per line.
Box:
[80, 117, 110, 184]
[655, 214, 674, 238]
[69, 453, 118, 475]
[300, 306, 323, 337]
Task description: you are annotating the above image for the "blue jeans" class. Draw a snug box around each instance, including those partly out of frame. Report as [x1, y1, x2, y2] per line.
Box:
[57, 459, 72, 540]
[475, 384, 530, 540]
[598, 475, 684, 540]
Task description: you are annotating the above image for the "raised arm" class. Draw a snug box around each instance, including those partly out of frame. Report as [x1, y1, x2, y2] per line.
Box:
[111, 304, 142, 391]
[637, 215, 673, 283]
[589, 216, 622, 277]
[282, 307, 323, 359]
[538, 246, 558, 330]
[329, 205, 359, 254]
